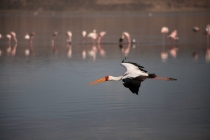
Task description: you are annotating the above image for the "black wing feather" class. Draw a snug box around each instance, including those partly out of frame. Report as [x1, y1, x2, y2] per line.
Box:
[122, 78, 143, 95]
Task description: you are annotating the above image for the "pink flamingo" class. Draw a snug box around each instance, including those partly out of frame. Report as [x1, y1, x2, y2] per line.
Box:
[10, 31, 17, 43]
[87, 29, 98, 45]
[6, 34, 12, 53]
[161, 27, 169, 61]
[168, 30, 179, 43]
[97, 31, 106, 44]
[81, 30, 87, 59]
[66, 31, 72, 45]
[161, 27, 169, 49]
[24, 33, 30, 56]
[168, 30, 179, 58]
[119, 32, 131, 44]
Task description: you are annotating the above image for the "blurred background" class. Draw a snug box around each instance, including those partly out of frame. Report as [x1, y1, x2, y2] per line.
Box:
[0, 1, 210, 140]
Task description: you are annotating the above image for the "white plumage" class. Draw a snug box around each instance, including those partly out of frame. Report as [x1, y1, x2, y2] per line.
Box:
[121, 63, 148, 80]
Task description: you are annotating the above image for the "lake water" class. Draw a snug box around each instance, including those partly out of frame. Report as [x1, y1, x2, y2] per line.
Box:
[0, 11, 210, 140]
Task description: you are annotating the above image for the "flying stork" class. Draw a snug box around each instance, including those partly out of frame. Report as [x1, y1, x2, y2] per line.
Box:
[90, 58, 177, 95]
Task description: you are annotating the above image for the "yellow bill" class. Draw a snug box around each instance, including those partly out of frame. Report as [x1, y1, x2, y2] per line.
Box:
[90, 77, 106, 86]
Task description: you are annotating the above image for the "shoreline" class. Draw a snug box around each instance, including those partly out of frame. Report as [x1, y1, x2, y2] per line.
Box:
[0, 10, 209, 14]
[0, 0, 209, 13]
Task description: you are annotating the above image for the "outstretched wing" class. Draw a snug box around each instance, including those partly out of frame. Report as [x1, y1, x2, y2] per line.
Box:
[121, 62, 148, 79]
[122, 78, 143, 95]
[124, 62, 147, 72]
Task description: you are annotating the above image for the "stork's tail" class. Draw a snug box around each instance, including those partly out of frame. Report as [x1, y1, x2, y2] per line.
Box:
[148, 74, 157, 78]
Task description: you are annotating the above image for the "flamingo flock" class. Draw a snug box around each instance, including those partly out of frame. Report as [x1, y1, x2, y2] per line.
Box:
[160, 24, 210, 62]
[0, 24, 210, 61]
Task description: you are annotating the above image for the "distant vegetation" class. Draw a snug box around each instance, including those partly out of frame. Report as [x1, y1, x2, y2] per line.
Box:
[0, 0, 209, 12]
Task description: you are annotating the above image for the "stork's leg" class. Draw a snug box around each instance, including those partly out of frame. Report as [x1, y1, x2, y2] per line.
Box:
[153, 76, 177, 81]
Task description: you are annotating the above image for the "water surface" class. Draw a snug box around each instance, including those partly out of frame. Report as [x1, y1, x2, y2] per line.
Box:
[0, 11, 210, 140]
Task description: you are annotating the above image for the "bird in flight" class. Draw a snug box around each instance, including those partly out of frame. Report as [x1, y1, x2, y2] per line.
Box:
[90, 58, 177, 95]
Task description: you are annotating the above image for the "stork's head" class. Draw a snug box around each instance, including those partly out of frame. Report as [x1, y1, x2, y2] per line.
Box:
[90, 76, 123, 86]
[90, 76, 109, 86]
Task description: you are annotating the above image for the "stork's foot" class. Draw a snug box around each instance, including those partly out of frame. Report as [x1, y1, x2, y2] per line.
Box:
[167, 78, 177, 81]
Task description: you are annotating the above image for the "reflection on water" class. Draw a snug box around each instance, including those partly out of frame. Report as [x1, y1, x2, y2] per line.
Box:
[0, 11, 210, 140]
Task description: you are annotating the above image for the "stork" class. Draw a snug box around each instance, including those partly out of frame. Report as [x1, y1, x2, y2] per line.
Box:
[90, 58, 177, 95]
